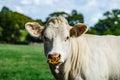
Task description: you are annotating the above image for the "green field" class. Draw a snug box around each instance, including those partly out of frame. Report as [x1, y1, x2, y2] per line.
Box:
[0, 44, 54, 80]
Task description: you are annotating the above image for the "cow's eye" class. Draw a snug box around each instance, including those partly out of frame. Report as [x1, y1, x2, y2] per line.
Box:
[65, 36, 69, 41]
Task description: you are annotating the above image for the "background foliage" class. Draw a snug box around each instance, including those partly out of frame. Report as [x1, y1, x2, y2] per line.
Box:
[0, 6, 120, 44]
[0, 7, 43, 44]
[87, 9, 120, 35]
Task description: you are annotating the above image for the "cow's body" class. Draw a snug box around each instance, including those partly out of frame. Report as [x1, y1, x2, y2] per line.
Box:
[25, 16, 120, 80]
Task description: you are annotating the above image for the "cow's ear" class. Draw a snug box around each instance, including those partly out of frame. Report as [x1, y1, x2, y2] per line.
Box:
[25, 22, 44, 37]
[70, 23, 88, 37]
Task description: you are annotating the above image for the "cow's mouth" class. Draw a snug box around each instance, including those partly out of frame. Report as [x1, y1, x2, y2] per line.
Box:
[48, 55, 61, 65]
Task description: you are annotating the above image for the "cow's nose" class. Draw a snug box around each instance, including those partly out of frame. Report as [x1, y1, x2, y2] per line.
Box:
[48, 52, 60, 59]
[48, 52, 61, 64]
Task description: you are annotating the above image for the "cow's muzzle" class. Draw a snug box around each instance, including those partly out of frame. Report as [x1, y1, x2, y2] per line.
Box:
[47, 52, 61, 65]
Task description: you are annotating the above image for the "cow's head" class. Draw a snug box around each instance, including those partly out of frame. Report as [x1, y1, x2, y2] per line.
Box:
[25, 16, 88, 65]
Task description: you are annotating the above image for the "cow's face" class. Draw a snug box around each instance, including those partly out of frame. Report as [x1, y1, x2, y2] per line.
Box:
[25, 17, 87, 65]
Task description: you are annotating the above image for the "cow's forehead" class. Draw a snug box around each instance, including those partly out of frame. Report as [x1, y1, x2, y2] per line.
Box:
[46, 16, 68, 27]
[44, 17, 70, 39]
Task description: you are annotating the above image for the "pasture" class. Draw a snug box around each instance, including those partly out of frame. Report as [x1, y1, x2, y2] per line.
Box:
[0, 44, 54, 80]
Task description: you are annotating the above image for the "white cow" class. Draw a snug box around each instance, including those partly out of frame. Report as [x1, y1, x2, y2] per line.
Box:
[25, 16, 120, 80]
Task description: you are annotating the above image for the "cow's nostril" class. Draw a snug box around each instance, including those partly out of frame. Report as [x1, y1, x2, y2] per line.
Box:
[48, 54, 52, 59]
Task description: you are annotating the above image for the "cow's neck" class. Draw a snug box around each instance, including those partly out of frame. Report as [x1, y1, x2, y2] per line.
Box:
[49, 63, 65, 80]
[64, 37, 86, 80]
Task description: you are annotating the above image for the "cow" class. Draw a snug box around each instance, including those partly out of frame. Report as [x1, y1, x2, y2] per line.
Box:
[25, 16, 120, 80]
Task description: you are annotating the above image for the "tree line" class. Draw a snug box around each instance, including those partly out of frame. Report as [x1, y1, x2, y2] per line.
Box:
[0, 6, 120, 44]
[0, 6, 43, 44]
[88, 9, 120, 35]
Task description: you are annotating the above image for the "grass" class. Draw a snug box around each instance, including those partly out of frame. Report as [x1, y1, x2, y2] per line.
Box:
[0, 44, 54, 80]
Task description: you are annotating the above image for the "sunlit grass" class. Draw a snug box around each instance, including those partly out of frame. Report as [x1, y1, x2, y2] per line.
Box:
[0, 44, 54, 80]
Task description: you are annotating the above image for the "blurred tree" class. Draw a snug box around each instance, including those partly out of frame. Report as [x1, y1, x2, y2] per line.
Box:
[67, 10, 84, 26]
[0, 6, 43, 43]
[89, 9, 120, 35]
[87, 27, 97, 34]
[103, 28, 113, 35]
[0, 26, 3, 38]
[1, 6, 11, 14]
